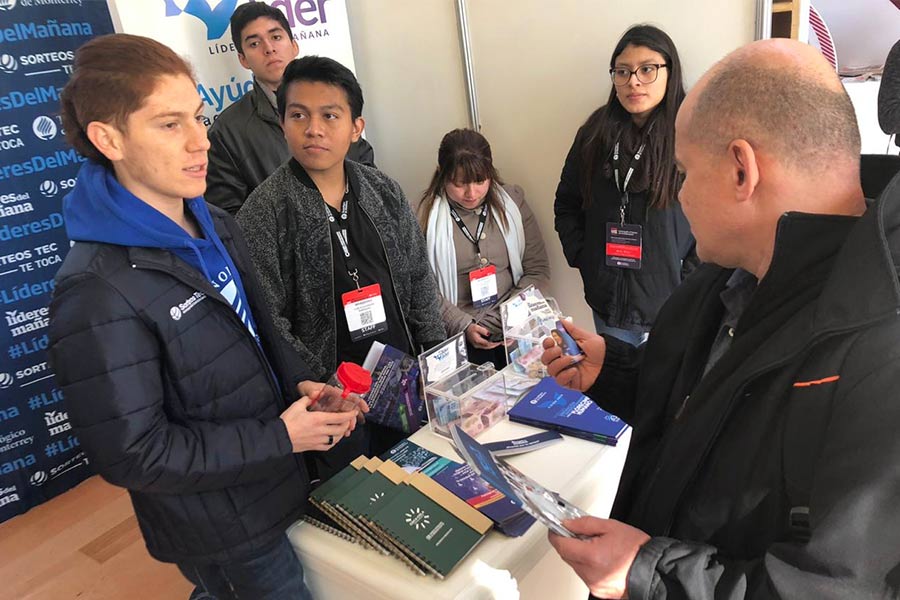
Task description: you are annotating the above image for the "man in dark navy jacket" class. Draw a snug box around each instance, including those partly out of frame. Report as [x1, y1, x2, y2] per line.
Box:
[48, 34, 362, 600]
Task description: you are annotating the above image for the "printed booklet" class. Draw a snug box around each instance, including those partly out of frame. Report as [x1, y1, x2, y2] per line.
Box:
[362, 342, 424, 433]
[507, 377, 629, 445]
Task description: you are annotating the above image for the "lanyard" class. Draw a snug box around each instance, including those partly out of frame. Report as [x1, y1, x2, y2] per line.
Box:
[325, 190, 361, 289]
[448, 203, 489, 260]
[613, 138, 646, 226]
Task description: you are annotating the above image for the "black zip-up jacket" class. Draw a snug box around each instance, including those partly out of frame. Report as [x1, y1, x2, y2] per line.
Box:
[48, 207, 313, 564]
[589, 180, 900, 598]
[206, 80, 375, 215]
[554, 125, 695, 330]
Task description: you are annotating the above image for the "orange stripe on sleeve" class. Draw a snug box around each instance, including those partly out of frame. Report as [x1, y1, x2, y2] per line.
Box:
[793, 375, 840, 388]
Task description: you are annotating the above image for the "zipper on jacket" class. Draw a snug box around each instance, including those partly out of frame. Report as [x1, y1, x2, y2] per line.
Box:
[615, 268, 628, 328]
[673, 394, 689, 421]
[617, 200, 631, 327]
[324, 212, 338, 378]
[357, 202, 418, 354]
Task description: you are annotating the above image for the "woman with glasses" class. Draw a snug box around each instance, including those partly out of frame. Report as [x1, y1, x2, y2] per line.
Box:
[554, 24, 696, 346]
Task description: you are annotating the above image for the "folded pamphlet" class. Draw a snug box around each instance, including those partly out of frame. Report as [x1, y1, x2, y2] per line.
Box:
[481, 431, 564, 456]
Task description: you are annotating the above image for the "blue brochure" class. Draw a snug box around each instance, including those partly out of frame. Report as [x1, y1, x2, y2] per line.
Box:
[507, 377, 628, 445]
[422, 460, 535, 537]
[449, 425, 590, 539]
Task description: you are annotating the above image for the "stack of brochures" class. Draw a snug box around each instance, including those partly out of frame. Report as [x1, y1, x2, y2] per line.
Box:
[305, 439, 540, 577]
[507, 377, 629, 445]
[384, 439, 536, 537]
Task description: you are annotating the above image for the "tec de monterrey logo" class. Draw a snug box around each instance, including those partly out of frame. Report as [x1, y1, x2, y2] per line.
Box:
[32, 115, 57, 141]
[0, 54, 17, 74]
[164, 0, 239, 40]
[0, 0, 17, 13]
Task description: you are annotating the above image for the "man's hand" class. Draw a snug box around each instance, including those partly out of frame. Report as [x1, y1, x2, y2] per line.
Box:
[279, 396, 357, 453]
[343, 392, 370, 425]
[541, 320, 606, 392]
[297, 379, 369, 428]
[548, 517, 651, 599]
[466, 322, 502, 349]
[297, 380, 325, 403]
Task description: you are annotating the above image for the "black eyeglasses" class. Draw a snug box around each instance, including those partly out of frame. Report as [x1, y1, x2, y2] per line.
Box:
[609, 64, 667, 86]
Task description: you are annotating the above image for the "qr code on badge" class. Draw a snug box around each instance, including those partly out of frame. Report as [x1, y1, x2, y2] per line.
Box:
[360, 310, 373, 326]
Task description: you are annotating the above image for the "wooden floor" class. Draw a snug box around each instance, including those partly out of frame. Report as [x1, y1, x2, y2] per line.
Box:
[0, 476, 192, 600]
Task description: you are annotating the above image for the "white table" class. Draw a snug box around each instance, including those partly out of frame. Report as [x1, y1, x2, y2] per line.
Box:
[288, 419, 631, 600]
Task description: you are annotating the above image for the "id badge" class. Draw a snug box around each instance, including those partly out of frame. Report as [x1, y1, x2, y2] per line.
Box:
[342, 283, 388, 342]
[469, 265, 498, 308]
[605, 223, 642, 269]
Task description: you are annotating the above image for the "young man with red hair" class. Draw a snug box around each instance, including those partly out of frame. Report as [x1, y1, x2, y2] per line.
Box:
[49, 34, 361, 599]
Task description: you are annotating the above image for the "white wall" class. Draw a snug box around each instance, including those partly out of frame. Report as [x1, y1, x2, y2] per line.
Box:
[846, 79, 899, 155]
[345, 1, 471, 198]
[348, 1, 757, 327]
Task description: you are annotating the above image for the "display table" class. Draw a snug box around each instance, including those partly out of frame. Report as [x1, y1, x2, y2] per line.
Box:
[287, 419, 631, 600]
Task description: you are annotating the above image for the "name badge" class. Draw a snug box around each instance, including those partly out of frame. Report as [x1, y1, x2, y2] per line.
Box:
[605, 223, 642, 270]
[342, 283, 388, 342]
[469, 265, 498, 308]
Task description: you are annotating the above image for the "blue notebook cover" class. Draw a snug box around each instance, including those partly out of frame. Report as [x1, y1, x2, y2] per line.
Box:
[507, 377, 628, 444]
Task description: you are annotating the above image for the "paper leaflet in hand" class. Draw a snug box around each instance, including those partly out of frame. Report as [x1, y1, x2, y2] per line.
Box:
[449, 424, 591, 539]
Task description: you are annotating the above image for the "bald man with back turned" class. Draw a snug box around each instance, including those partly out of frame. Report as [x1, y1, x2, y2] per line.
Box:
[541, 39, 900, 599]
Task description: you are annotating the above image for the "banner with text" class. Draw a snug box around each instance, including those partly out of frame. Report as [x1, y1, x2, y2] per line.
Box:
[0, 0, 114, 524]
[110, 0, 357, 126]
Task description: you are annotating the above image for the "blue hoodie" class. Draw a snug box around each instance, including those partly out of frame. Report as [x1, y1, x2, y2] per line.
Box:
[65, 161, 262, 343]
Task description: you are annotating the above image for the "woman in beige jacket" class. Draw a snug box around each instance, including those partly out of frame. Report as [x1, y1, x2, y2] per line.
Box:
[415, 129, 551, 366]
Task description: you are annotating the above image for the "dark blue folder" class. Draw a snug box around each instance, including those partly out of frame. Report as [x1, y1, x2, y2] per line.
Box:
[507, 377, 628, 445]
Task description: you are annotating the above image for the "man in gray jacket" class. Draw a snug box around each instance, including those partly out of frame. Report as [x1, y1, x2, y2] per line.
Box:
[237, 55, 445, 479]
[206, 3, 375, 214]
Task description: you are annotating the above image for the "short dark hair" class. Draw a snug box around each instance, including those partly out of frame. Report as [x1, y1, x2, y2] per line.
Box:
[230, 3, 292, 55]
[276, 55, 364, 120]
[689, 64, 860, 170]
[60, 34, 194, 169]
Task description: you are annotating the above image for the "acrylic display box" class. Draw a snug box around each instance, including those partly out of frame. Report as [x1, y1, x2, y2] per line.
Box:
[500, 286, 562, 380]
[419, 334, 539, 439]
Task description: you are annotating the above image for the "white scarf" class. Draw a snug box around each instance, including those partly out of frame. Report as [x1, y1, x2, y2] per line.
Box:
[425, 185, 525, 304]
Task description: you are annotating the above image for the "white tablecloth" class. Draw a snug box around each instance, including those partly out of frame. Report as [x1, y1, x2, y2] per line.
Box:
[288, 419, 631, 600]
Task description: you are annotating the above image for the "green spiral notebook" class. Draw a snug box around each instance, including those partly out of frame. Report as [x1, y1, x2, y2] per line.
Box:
[368, 471, 492, 578]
